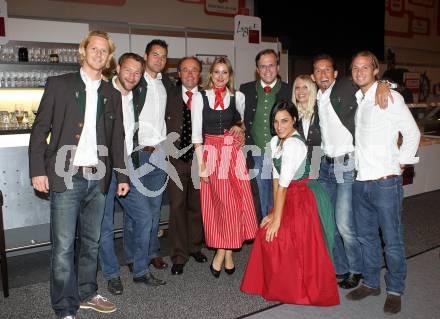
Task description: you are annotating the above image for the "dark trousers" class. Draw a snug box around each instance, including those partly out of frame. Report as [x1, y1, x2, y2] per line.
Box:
[50, 174, 105, 317]
[167, 159, 204, 264]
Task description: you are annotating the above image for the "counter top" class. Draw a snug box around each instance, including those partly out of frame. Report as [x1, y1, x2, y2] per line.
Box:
[0, 128, 32, 135]
[0, 133, 30, 147]
[420, 135, 440, 146]
[408, 102, 440, 108]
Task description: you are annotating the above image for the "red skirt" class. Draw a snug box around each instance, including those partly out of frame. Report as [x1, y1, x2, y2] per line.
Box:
[240, 179, 340, 306]
[200, 133, 258, 249]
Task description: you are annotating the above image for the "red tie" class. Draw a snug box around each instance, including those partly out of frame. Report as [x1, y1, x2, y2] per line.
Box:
[185, 90, 193, 109]
[213, 86, 226, 110]
[264, 86, 272, 93]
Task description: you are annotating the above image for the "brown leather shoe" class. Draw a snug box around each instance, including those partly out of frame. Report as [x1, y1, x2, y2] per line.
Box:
[150, 257, 168, 269]
[383, 294, 401, 315]
[346, 285, 381, 301]
[79, 294, 116, 313]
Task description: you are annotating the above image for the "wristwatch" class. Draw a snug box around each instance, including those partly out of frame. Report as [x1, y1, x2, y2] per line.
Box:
[379, 79, 398, 89]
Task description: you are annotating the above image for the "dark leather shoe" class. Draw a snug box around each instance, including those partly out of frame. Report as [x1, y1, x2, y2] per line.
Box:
[171, 264, 184, 275]
[209, 263, 221, 278]
[150, 257, 168, 269]
[107, 277, 123, 295]
[336, 272, 350, 282]
[339, 273, 363, 289]
[224, 266, 235, 275]
[190, 251, 208, 263]
[126, 263, 133, 273]
[133, 272, 166, 286]
[346, 285, 381, 301]
[383, 294, 401, 315]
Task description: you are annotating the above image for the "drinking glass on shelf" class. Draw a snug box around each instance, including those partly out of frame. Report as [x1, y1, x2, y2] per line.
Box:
[42, 48, 48, 63]
[10, 71, 17, 88]
[9, 112, 17, 128]
[31, 103, 39, 118]
[22, 111, 30, 128]
[0, 111, 10, 130]
[15, 105, 24, 128]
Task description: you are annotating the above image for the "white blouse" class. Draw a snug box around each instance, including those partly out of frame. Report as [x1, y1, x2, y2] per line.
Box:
[191, 89, 245, 144]
[270, 133, 307, 188]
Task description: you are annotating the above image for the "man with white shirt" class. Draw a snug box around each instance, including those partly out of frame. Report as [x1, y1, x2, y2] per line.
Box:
[165, 57, 207, 275]
[240, 49, 292, 221]
[98, 53, 167, 295]
[312, 54, 364, 290]
[131, 39, 173, 272]
[312, 54, 391, 290]
[346, 51, 420, 315]
[29, 31, 129, 319]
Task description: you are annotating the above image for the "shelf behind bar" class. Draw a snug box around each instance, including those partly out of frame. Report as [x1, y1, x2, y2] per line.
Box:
[0, 61, 79, 67]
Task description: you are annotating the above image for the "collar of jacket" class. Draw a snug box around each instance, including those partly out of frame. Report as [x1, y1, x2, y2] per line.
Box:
[74, 71, 107, 121]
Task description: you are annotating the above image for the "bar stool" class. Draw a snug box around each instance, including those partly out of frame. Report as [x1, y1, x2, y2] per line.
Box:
[0, 190, 9, 297]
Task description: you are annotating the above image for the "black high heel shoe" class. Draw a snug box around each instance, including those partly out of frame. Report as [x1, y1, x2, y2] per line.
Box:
[224, 266, 235, 275]
[210, 263, 221, 278]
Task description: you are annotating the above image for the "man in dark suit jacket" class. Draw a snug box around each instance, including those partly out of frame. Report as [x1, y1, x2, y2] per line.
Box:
[29, 31, 129, 319]
[240, 49, 292, 221]
[164, 56, 207, 275]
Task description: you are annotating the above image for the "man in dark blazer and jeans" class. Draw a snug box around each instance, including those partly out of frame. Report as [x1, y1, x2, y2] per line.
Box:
[240, 49, 292, 221]
[29, 31, 129, 319]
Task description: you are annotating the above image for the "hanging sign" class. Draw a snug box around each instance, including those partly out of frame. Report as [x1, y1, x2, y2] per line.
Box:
[234, 15, 261, 47]
[0, 0, 7, 44]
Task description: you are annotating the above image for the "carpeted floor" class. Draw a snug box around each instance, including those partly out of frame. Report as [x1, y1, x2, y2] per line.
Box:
[1, 190, 439, 319]
[245, 248, 440, 319]
[1, 245, 277, 319]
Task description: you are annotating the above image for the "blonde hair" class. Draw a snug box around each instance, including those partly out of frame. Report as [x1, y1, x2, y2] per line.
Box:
[203, 57, 235, 93]
[350, 50, 380, 80]
[292, 74, 317, 120]
[79, 30, 116, 69]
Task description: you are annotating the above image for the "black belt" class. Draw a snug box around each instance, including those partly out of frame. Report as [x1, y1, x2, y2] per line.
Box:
[324, 153, 350, 164]
[78, 166, 97, 174]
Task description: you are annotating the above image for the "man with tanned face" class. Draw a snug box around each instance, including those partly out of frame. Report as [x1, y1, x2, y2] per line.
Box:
[130, 39, 173, 275]
[98, 52, 167, 295]
[165, 57, 207, 275]
[346, 51, 420, 315]
[240, 49, 292, 221]
[311, 54, 391, 290]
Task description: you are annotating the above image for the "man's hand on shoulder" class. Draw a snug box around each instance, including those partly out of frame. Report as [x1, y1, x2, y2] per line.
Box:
[375, 81, 395, 109]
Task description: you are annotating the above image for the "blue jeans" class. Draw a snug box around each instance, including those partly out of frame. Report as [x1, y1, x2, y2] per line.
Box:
[99, 150, 166, 279]
[353, 176, 406, 295]
[252, 153, 273, 217]
[50, 174, 105, 317]
[318, 156, 363, 275]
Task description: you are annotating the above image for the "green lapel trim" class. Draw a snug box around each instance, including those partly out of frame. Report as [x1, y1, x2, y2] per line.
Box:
[96, 83, 107, 122]
[74, 72, 86, 115]
[134, 77, 148, 123]
[330, 96, 342, 115]
[74, 72, 107, 122]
